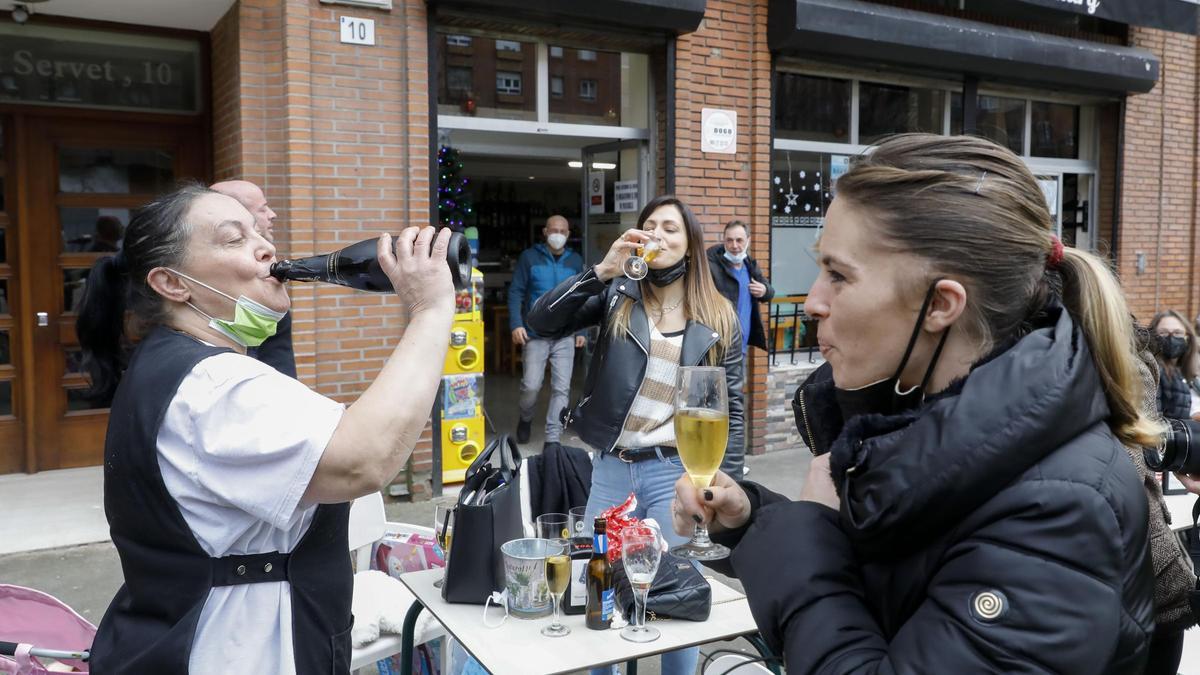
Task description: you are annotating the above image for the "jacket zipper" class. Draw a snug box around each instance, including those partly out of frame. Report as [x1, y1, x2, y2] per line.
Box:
[797, 384, 819, 455]
[546, 268, 594, 311]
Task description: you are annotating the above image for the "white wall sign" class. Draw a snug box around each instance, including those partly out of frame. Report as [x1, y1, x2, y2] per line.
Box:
[614, 180, 639, 213]
[701, 108, 737, 154]
[340, 16, 376, 45]
[1038, 178, 1059, 217]
[588, 171, 606, 214]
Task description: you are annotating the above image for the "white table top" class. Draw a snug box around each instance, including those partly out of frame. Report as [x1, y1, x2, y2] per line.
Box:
[399, 568, 759, 675]
[1164, 492, 1198, 532]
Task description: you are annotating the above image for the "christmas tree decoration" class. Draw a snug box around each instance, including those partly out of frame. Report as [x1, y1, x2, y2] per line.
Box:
[437, 145, 473, 230]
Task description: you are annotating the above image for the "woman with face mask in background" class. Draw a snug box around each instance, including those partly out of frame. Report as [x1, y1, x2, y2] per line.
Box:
[1149, 310, 1198, 421]
[76, 183, 455, 674]
[526, 195, 742, 675]
[672, 134, 1159, 673]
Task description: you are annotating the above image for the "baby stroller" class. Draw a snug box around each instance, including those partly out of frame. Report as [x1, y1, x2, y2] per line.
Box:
[0, 585, 94, 674]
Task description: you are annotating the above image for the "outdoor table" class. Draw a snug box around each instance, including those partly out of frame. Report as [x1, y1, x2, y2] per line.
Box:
[395, 567, 775, 675]
[1165, 492, 1198, 533]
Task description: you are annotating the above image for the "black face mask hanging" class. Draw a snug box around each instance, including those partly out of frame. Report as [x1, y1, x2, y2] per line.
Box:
[833, 281, 952, 422]
[1159, 334, 1189, 361]
[647, 256, 688, 287]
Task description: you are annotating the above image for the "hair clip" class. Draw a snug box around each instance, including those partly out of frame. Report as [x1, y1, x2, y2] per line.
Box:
[974, 171, 988, 195]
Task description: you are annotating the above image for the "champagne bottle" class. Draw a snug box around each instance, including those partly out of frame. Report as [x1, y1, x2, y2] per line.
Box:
[269, 229, 472, 291]
[585, 516, 613, 630]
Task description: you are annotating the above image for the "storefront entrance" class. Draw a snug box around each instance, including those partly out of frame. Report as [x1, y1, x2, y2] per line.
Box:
[0, 114, 207, 473]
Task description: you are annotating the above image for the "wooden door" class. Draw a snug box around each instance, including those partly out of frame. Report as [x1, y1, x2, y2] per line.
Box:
[0, 118, 22, 473]
[20, 116, 205, 471]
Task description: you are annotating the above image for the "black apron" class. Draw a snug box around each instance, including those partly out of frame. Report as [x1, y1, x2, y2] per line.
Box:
[90, 327, 352, 674]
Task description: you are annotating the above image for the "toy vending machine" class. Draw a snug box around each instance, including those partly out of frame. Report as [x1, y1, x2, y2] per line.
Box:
[441, 269, 485, 483]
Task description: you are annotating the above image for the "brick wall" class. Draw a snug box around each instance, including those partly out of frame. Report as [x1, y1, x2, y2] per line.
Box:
[1117, 27, 1199, 322]
[673, 0, 773, 454]
[212, 0, 437, 498]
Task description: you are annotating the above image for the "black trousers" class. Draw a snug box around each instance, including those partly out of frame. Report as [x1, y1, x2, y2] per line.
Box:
[1144, 628, 1183, 675]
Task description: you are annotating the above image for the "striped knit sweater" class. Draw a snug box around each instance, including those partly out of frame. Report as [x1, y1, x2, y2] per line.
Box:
[615, 324, 683, 449]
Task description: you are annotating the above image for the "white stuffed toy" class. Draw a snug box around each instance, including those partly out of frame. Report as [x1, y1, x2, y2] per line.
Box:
[351, 570, 423, 647]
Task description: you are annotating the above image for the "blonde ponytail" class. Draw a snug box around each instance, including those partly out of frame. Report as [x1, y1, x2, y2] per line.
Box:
[1057, 247, 1164, 448]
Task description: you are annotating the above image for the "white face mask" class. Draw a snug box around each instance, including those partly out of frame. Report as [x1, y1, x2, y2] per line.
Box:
[723, 249, 747, 264]
[547, 233, 568, 250]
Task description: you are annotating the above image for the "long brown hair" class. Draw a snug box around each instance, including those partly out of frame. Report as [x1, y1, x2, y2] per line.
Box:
[1149, 310, 1198, 380]
[609, 195, 738, 363]
[834, 133, 1161, 448]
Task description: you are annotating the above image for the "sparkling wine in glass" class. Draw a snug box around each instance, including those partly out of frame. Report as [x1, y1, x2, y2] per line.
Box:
[542, 539, 571, 637]
[433, 503, 454, 588]
[620, 523, 663, 643]
[671, 366, 731, 561]
[622, 235, 662, 281]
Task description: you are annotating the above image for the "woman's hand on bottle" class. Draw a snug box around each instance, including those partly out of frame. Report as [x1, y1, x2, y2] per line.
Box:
[594, 229, 651, 282]
[671, 470, 752, 537]
[380, 226, 455, 315]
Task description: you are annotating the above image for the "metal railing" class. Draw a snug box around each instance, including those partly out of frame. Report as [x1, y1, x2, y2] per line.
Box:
[767, 294, 818, 366]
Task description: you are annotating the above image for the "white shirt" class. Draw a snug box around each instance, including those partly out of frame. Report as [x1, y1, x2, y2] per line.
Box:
[155, 352, 345, 675]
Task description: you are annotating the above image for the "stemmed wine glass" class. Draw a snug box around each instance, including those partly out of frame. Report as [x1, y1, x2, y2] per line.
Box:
[671, 366, 731, 561]
[433, 503, 454, 588]
[620, 523, 663, 643]
[541, 539, 571, 637]
[622, 234, 662, 281]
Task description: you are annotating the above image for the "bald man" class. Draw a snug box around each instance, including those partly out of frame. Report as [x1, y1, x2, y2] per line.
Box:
[210, 180, 296, 378]
[507, 215, 585, 449]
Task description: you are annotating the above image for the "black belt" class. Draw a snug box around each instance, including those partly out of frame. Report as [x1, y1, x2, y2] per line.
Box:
[610, 446, 679, 463]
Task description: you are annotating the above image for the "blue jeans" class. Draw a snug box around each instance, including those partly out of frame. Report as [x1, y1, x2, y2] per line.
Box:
[584, 449, 699, 675]
[519, 337, 575, 443]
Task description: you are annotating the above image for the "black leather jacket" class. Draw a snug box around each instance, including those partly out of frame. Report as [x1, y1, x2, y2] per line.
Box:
[527, 267, 746, 473]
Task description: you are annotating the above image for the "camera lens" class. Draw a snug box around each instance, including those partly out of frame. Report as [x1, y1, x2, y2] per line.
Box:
[1145, 418, 1200, 474]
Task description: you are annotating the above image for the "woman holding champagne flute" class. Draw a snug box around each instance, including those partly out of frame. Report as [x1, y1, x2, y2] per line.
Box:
[527, 194, 742, 675]
[673, 135, 1159, 673]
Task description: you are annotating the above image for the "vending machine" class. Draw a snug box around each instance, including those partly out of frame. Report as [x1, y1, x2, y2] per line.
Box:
[440, 268, 485, 483]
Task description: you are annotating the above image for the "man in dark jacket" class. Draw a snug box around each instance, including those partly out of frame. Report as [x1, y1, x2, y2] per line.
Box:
[508, 215, 584, 448]
[211, 180, 296, 378]
[706, 220, 774, 352]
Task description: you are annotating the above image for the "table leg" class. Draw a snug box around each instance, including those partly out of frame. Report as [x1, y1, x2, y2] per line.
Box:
[399, 601, 426, 675]
[626, 657, 638, 675]
[745, 634, 781, 675]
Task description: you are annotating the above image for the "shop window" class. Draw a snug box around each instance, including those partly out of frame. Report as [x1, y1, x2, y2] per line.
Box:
[496, 72, 522, 96]
[58, 149, 173, 194]
[952, 94, 1024, 154]
[1031, 101, 1080, 159]
[769, 149, 842, 295]
[550, 46, 563, 58]
[549, 46, 645, 127]
[579, 79, 597, 101]
[446, 66, 472, 100]
[774, 72, 851, 143]
[551, 76, 564, 98]
[858, 82, 945, 145]
[437, 33, 536, 120]
[578, 50, 597, 61]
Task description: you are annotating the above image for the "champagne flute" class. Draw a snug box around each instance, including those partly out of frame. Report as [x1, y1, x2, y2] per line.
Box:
[622, 234, 662, 281]
[541, 539, 571, 637]
[671, 366, 731, 561]
[620, 523, 662, 643]
[536, 513, 570, 542]
[433, 503, 454, 588]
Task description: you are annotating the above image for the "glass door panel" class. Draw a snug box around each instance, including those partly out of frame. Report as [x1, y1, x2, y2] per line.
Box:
[580, 140, 648, 268]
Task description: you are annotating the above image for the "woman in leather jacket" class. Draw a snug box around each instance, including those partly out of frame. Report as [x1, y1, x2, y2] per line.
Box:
[527, 195, 742, 675]
[673, 134, 1158, 674]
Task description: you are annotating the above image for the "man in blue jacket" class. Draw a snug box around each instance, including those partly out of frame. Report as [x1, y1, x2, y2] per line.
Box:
[508, 215, 584, 448]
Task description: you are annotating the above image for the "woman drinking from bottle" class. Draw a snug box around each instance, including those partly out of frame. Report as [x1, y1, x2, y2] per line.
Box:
[527, 195, 742, 675]
[77, 183, 455, 674]
[673, 134, 1158, 673]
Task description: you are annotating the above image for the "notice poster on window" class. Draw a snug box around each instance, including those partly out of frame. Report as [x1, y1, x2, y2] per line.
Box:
[588, 171, 606, 214]
[1037, 178, 1059, 217]
[614, 181, 639, 213]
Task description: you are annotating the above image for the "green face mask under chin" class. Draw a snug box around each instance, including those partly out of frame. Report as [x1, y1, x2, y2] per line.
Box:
[169, 269, 286, 348]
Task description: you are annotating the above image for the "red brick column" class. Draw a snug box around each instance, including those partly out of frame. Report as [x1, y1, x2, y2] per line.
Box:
[673, 0, 774, 455]
[1118, 27, 1199, 321]
[211, 0, 436, 497]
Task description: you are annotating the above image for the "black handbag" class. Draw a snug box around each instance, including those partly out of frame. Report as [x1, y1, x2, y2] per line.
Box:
[612, 552, 712, 622]
[441, 434, 524, 604]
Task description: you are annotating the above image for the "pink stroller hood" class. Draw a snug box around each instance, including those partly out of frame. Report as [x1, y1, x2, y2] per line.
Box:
[0, 585, 94, 673]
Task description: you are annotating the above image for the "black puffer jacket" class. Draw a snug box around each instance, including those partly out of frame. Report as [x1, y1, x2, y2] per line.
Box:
[1156, 366, 1191, 421]
[527, 267, 745, 473]
[715, 305, 1154, 673]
